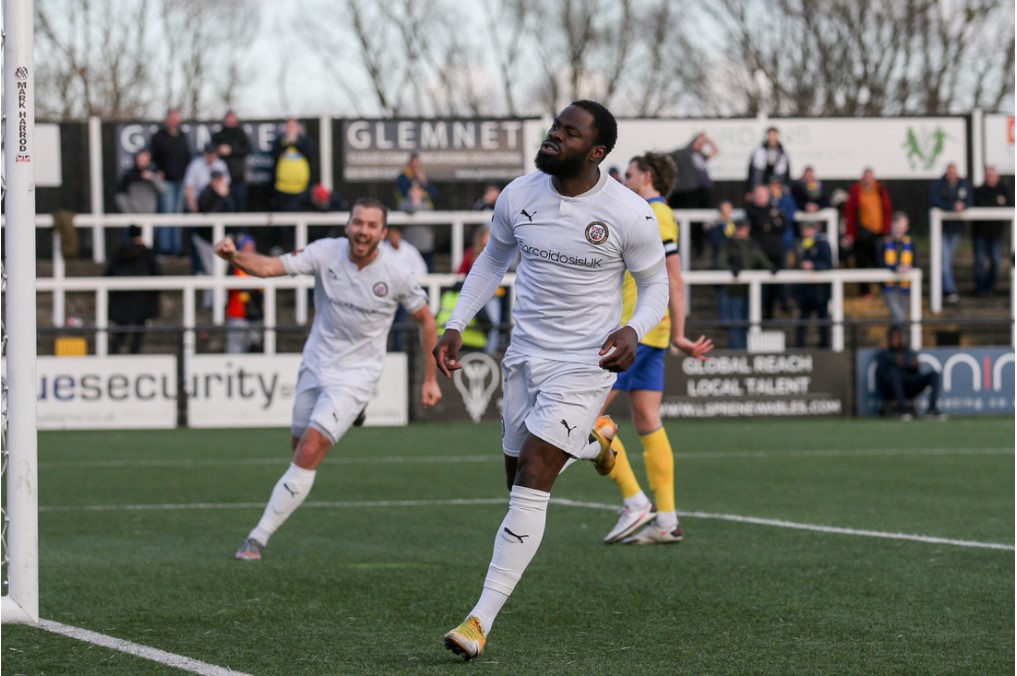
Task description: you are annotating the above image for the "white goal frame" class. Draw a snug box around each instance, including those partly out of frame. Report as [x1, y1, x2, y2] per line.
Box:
[1, 0, 39, 625]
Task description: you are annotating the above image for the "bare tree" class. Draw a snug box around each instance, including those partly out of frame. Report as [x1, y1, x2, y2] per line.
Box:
[34, 0, 261, 121]
[704, 0, 1015, 116]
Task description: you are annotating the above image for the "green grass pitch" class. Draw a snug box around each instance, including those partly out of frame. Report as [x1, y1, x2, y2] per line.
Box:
[3, 417, 1014, 674]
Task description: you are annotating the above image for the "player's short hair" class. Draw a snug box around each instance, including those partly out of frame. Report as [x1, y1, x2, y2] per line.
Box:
[630, 152, 677, 196]
[351, 197, 389, 227]
[570, 100, 617, 157]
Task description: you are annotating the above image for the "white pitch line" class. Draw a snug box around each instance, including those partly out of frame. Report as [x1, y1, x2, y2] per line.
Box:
[553, 498, 1015, 552]
[37, 619, 251, 676]
[39, 497, 1014, 552]
[38, 446, 1015, 469]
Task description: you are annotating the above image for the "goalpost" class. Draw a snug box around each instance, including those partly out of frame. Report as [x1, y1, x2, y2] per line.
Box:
[1, 0, 39, 625]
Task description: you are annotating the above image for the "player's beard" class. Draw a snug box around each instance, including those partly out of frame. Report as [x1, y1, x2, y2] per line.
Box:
[534, 147, 586, 179]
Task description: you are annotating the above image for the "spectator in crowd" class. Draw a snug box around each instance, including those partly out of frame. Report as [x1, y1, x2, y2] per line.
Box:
[148, 108, 191, 255]
[115, 149, 164, 217]
[719, 219, 773, 349]
[930, 162, 972, 304]
[792, 220, 832, 348]
[272, 118, 316, 212]
[744, 184, 787, 319]
[396, 153, 439, 271]
[875, 326, 946, 420]
[382, 225, 429, 352]
[105, 225, 161, 354]
[746, 126, 790, 194]
[457, 225, 504, 354]
[399, 182, 437, 272]
[472, 183, 501, 211]
[669, 131, 718, 209]
[197, 170, 236, 214]
[791, 165, 828, 213]
[225, 234, 263, 354]
[308, 183, 349, 212]
[395, 152, 440, 205]
[705, 199, 739, 268]
[844, 168, 893, 298]
[608, 166, 622, 182]
[972, 165, 1012, 296]
[880, 212, 916, 327]
[211, 110, 253, 212]
[185, 144, 230, 214]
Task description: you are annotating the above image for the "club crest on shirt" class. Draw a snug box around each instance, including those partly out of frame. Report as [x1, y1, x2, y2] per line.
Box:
[585, 221, 609, 245]
[373, 282, 389, 297]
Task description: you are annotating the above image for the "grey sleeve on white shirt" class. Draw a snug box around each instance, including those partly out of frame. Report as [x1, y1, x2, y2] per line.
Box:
[444, 240, 515, 332]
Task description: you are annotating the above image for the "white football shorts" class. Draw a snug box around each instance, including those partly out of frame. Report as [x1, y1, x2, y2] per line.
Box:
[500, 349, 616, 458]
[290, 366, 374, 444]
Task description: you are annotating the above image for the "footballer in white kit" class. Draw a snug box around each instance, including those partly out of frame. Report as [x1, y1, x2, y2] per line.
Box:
[436, 101, 670, 661]
[213, 198, 441, 562]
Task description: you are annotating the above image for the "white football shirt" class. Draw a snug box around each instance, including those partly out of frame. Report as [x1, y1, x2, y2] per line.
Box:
[466, 169, 665, 364]
[281, 238, 427, 385]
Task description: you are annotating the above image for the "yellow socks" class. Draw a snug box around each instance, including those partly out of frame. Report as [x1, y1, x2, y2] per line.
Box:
[641, 428, 675, 514]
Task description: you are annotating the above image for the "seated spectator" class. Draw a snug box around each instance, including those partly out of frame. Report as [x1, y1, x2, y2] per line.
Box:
[880, 212, 916, 327]
[104, 225, 161, 354]
[792, 220, 832, 348]
[718, 220, 773, 349]
[472, 184, 501, 211]
[309, 183, 349, 212]
[458, 225, 504, 354]
[115, 150, 164, 216]
[874, 326, 946, 420]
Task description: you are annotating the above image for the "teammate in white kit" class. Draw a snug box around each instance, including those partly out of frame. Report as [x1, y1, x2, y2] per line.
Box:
[435, 101, 671, 660]
[214, 198, 442, 561]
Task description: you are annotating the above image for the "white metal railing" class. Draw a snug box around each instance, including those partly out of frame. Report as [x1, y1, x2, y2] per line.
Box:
[927, 206, 1015, 313]
[673, 208, 840, 272]
[35, 268, 920, 356]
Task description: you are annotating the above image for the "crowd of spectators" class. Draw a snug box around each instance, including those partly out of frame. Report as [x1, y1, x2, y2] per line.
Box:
[110, 113, 1012, 356]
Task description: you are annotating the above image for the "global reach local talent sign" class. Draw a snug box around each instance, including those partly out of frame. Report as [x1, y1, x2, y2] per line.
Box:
[341, 118, 530, 181]
[645, 351, 850, 419]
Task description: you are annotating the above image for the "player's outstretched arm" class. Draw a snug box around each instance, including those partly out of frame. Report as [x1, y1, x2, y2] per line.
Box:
[214, 237, 287, 278]
[412, 305, 442, 407]
[433, 328, 464, 379]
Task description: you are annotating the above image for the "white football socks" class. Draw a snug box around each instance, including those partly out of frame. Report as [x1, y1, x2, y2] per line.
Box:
[249, 463, 317, 546]
[623, 491, 652, 512]
[469, 485, 550, 634]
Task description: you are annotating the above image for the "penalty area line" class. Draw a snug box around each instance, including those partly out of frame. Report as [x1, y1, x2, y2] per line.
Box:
[36, 619, 251, 676]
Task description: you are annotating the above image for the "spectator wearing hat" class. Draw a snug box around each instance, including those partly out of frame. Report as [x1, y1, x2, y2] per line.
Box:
[308, 183, 349, 212]
[198, 170, 236, 214]
[211, 110, 253, 212]
[225, 234, 264, 354]
[184, 144, 231, 214]
[105, 225, 161, 354]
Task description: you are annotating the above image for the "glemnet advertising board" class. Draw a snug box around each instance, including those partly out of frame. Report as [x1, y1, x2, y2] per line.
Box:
[636, 351, 851, 419]
[186, 354, 409, 428]
[341, 118, 531, 181]
[984, 113, 1015, 175]
[855, 347, 1015, 417]
[36, 356, 178, 429]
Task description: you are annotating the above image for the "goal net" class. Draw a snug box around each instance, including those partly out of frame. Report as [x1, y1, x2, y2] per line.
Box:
[1, 0, 40, 625]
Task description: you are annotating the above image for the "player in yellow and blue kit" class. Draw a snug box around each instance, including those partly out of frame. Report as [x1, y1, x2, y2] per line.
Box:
[599, 152, 713, 544]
